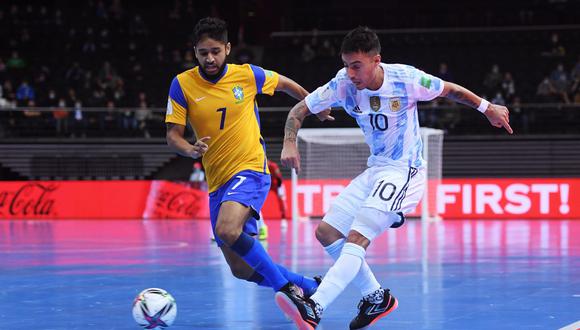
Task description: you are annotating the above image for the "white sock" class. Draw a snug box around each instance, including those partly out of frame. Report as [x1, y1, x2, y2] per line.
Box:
[324, 239, 381, 297]
[311, 243, 366, 310]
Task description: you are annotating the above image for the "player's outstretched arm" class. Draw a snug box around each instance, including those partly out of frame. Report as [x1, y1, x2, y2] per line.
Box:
[276, 74, 335, 122]
[166, 123, 210, 159]
[276, 74, 309, 101]
[281, 99, 312, 172]
[440, 81, 513, 134]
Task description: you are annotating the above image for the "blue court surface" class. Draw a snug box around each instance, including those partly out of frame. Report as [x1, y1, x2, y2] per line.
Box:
[1, 219, 579, 330]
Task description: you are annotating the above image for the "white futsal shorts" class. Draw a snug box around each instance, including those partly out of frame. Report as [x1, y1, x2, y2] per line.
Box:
[323, 165, 425, 237]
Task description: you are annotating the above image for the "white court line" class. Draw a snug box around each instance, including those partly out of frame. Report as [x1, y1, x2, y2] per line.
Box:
[559, 320, 580, 330]
[0, 241, 189, 253]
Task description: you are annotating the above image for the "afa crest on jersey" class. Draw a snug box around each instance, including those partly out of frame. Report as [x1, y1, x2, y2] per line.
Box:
[369, 96, 381, 112]
[232, 86, 244, 104]
[389, 97, 401, 112]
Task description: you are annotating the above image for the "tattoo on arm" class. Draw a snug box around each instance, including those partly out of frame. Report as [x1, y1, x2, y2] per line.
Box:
[445, 85, 479, 108]
[284, 102, 307, 143]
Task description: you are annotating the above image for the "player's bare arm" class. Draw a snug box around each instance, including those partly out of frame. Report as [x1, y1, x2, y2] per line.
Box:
[280, 99, 312, 171]
[276, 74, 335, 122]
[276, 74, 309, 100]
[166, 123, 210, 158]
[440, 81, 513, 134]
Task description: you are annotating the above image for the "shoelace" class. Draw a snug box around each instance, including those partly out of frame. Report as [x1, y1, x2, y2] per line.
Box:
[289, 284, 304, 297]
[356, 299, 365, 311]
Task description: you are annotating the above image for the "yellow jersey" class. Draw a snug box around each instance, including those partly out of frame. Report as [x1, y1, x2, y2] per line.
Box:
[165, 64, 279, 192]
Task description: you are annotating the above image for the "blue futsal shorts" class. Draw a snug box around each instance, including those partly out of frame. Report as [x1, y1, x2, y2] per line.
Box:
[209, 170, 271, 247]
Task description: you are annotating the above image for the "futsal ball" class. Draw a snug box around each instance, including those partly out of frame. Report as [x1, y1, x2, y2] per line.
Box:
[132, 288, 177, 329]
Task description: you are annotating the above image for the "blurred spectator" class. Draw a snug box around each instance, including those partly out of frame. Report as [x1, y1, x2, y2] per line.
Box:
[67, 88, 79, 107]
[2, 81, 16, 108]
[100, 100, 117, 131]
[82, 28, 97, 54]
[6, 51, 26, 71]
[0, 57, 6, 81]
[510, 96, 530, 133]
[135, 92, 150, 138]
[111, 79, 126, 106]
[109, 0, 124, 20]
[318, 39, 336, 58]
[571, 56, 580, 81]
[23, 100, 43, 135]
[97, 61, 119, 90]
[98, 28, 112, 52]
[45, 89, 58, 107]
[536, 76, 558, 102]
[301, 43, 316, 63]
[52, 98, 69, 136]
[129, 15, 148, 36]
[550, 63, 570, 103]
[16, 80, 35, 106]
[570, 75, 580, 104]
[437, 62, 454, 82]
[501, 72, 516, 103]
[182, 50, 196, 69]
[95, 0, 108, 20]
[70, 101, 87, 138]
[0, 83, 4, 107]
[483, 64, 502, 95]
[491, 91, 506, 106]
[154, 43, 168, 66]
[234, 46, 255, 64]
[171, 49, 182, 67]
[87, 88, 105, 108]
[127, 41, 139, 64]
[542, 32, 566, 57]
[65, 62, 85, 85]
[33, 70, 50, 103]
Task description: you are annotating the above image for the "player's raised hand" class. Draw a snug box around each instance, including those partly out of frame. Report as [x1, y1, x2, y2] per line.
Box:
[315, 108, 335, 122]
[484, 104, 513, 134]
[190, 136, 210, 158]
[281, 143, 301, 174]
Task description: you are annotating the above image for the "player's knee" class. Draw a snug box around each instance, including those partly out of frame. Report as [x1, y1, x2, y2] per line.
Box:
[215, 222, 242, 246]
[316, 221, 343, 246]
[351, 207, 400, 242]
[346, 230, 370, 249]
[317, 206, 349, 246]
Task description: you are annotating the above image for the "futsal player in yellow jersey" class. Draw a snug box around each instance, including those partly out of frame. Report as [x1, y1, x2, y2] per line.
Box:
[166, 18, 331, 300]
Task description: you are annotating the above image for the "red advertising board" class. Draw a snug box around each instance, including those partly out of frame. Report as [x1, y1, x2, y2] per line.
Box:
[265, 178, 580, 219]
[1, 178, 578, 220]
[0, 181, 208, 219]
[436, 178, 577, 219]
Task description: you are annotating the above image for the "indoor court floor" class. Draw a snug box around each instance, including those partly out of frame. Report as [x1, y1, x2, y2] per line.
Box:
[1, 218, 579, 330]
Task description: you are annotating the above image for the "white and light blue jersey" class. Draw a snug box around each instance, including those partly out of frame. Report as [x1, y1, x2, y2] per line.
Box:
[305, 63, 444, 168]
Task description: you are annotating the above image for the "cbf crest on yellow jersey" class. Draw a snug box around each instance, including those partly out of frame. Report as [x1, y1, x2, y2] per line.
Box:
[165, 64, 279, 192]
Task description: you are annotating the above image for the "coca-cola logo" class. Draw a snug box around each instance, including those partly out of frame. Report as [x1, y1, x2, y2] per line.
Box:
[153, 189, 203, 218]
[0, 183, 57, 217]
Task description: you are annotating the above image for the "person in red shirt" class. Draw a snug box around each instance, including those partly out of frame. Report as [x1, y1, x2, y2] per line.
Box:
[257, 160, 289, 240]
[268, 160, 288, 220]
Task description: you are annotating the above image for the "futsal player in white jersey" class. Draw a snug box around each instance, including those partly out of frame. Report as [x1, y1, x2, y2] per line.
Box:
[275, 26, 513, 330]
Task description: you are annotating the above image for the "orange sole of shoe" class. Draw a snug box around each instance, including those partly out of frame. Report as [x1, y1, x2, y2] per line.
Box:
[366, 297, 399, 328]
[275, 292, 316, 330]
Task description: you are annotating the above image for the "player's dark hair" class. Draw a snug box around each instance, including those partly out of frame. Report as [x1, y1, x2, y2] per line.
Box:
[193, 17, 228, 45]
[340, 26, 381, 55]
